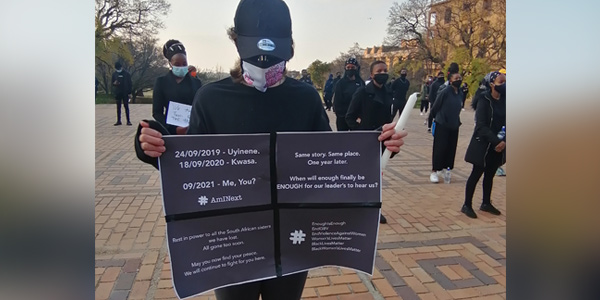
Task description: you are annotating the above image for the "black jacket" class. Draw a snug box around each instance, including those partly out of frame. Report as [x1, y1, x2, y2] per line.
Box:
[345, 82, 393, 130]
[430, 85, 463, 130]
[111, 70, 132, 96]
[152, 72, 203, 135]
[464, 91, 506, 167]
[333, 76, 365, 117]
[391, 77, 410, 103]
[428, 77, 445, 106]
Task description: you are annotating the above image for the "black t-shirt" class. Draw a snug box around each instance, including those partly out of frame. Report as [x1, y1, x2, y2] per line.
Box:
[188, 77, 331, 134]
[152, 72, 202, 134]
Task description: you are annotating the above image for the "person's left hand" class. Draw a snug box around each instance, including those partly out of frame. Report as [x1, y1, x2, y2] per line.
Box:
[378, 122, 407, 153]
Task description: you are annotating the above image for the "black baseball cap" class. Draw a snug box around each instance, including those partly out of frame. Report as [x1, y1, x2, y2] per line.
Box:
[234, 0, 292, 61]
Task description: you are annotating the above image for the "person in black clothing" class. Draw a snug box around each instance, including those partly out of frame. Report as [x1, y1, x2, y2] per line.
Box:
[298, 69, 313, 86]
[391, 68, 410, 119]
[332, 57, 364, 131]
[429, 68, 463, 183]
[461, 82, 469, 110]
[322, 73, 334, 110]
[462, 71, 506, 218]
[420, 76, 433, 116]
[332, 71, 342, 89]
[345, 60, 393, 224]
[111, 61, 133, 125]
[134, 0, 407, 299]
[427, 72, 445, 132]
[152, 39, 203, 135]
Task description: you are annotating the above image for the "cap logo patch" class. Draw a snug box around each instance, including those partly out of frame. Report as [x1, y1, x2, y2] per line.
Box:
[257, 39, 276, 51]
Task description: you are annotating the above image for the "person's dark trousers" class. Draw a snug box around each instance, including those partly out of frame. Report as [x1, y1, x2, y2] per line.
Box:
[464, 151, 502, 207]
[420, 100, 429, 113]
[431, 122, 459, 171]
[115, 93, 130, 123]
[215, 271, 307, 300]
[462, 96, 467, 108]
[336, 115, 350, 131]
[324, 96, 332, 110]
[427, 112, 434, 129]
[392, 99, 406, 119]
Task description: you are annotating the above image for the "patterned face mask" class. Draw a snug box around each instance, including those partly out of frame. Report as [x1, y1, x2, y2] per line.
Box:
[242, 60, 286, 92]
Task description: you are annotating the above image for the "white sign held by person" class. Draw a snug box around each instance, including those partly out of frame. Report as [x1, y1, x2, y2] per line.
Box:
[166, 101, 192, 127]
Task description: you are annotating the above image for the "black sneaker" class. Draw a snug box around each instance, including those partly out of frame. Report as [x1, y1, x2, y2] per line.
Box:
[379, 213, 387, 224]
[427, 128, 431, 132]
[114, 121, 122, 126]
[461, 205, 477, 218]
[126, 121, 132, 126]
[480, 203, 501, 215]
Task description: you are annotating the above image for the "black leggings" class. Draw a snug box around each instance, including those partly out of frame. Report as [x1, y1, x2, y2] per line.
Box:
[214, 271, 308, 300]
[420, 100, 429, 113]
[464, 164, 497, 207]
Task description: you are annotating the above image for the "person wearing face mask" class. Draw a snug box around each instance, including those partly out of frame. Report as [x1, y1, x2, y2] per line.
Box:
[429, 68, 464, 183]
[391, 68, 410, 119]
[345, 60, 394, 224]
[151, 40, 203, 135]
[299, 69, 314, 86]
[111, 61, 133, 126]
[332, 57, 365, 131]
[427, 71, 446, 132]
[133, 1, 407, 298]
[419, 76, 433, 116]
[462, 71, 506, 218]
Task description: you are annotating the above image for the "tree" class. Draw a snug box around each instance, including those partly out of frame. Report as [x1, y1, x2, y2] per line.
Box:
[385, 0, 442, 70]
[95, 0, 170, 40]
[126, 36, 169, 102]
[307, 60, 332, 90]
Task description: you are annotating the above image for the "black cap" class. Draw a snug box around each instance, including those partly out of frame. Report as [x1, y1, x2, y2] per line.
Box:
[234, 0, 292, 61]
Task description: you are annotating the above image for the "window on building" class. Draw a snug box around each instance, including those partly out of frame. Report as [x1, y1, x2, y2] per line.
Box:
[444, 8, 452, 24]
[430, 12, 437, 27]
[483, 0, 492, 10]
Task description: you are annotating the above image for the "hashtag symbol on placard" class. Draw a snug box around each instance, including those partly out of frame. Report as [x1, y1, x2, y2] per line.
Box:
[198, 196, 208, 206]
[289, 230, 306, 245]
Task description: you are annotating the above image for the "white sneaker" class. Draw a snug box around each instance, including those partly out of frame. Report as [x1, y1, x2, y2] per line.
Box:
[420, 112, 424, 116]
[430, 172, 439, 183]
[461, 108, 465, 111]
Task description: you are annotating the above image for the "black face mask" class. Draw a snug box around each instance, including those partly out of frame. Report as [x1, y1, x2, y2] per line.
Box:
[452, 80, 463, 88]
[494, 83, 506, 94]
[438, 76, 444, 81]
[336, 75, 341, 79]
[345, 69, 356, 78]
[400, 74, 407, 79]
[373, 73, 389, 85]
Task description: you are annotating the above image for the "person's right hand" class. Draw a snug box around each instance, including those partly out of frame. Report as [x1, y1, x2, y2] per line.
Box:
[495, 141, 506, 152]
[139, 121, 166, 157]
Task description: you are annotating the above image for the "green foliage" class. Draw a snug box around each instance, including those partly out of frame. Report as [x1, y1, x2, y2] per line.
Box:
[307, 60, 332, 90]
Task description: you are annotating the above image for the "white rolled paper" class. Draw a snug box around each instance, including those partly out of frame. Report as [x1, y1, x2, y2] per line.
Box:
[380, 92, 420, 170]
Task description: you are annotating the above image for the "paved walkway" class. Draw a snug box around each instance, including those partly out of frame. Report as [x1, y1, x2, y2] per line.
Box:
[95, 103, 506, 300]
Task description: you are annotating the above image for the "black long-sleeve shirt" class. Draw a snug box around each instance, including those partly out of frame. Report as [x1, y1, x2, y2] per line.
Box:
[391, 77, 410, 103]
[188, 77, 330, 134]
[332, 76, 365, 118]
[152, 72, 202, 135]
[428, 77, 445, 106]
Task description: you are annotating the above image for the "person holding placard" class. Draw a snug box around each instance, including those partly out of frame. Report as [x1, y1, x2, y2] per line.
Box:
[134, 0, 407, 298]
[152, 40, 203, 135]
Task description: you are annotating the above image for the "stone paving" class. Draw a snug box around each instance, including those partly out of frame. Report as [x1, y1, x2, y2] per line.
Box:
[95, 102, 506, 300]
